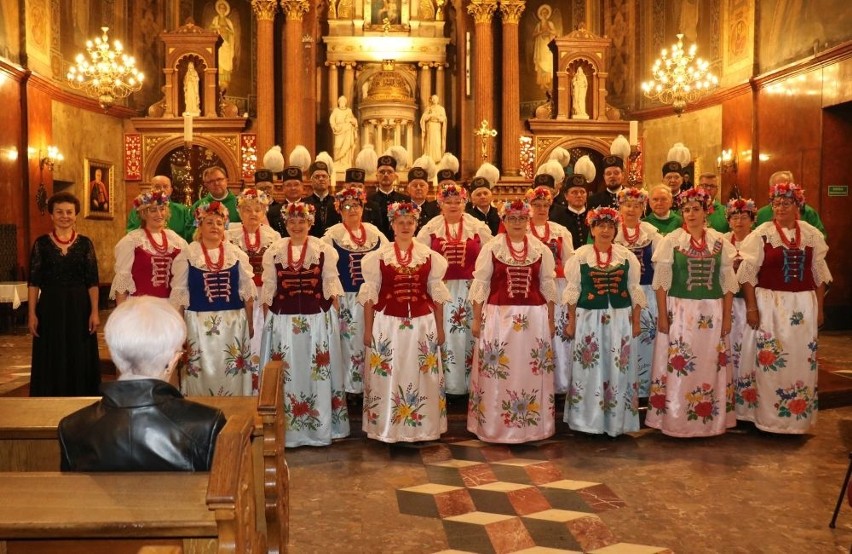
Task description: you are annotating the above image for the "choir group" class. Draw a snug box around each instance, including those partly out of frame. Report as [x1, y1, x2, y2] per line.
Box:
[29, 138, 830, 449]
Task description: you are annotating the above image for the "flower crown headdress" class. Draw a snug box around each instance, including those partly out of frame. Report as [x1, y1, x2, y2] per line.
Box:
[194, 201, 230, 228]
[134, 191, 170, 211]
[437, 182, 468, 203]
[387, 201, 421, 222]
[725, 197, 757, 217]
[499, 199, 531, 220]
[335, 186, 367, 208]
[283, 201, 316, 224]
[236, 188, 271, 208]
[617, 187, 649, 206]
[524, 186, 553, 204]
[680, 187, 714, 213]
[586, 206, 621, 226]
[769, 182, 805, 207]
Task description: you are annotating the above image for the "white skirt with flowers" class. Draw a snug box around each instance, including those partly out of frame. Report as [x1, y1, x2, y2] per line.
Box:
[182, 308, 257, 397]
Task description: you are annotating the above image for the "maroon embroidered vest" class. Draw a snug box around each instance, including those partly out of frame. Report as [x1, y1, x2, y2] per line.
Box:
[374, 258, 434, 318]
[487, 255, 546, 306]
[430, 234, 481, 280]
[131, 246, 180, 298]
[757, 239, 815, 292]
[270, 253, 330, 315]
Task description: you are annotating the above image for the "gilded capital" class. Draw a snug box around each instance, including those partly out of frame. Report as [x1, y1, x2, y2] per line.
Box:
[466, 0, 498, 24]
[498, 0, 525, 23]
[279, 0, 309, 21]
[252, 0, 278, 20]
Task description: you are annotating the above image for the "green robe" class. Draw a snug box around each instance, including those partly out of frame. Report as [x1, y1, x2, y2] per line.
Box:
[706, 201, 730, 233]
[643, 212, 683, 235]
[191, 191, 241, 225]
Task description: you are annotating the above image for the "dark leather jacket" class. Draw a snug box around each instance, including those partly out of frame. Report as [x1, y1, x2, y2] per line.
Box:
[59, 379, 226, 472]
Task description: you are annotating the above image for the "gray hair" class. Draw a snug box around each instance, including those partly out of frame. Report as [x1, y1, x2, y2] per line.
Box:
[202, 166, 228, 181]
[105, 297, 186, 379]
[648, 183, 673, 198]
[769, 170, 794, 186]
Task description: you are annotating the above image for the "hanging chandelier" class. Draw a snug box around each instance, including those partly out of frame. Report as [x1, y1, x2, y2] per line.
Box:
[641, 34, 718, 116]
[66, 27, 144, 110]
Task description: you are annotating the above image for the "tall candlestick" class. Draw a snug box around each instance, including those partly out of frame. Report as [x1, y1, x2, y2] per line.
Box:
[629, 120, 638, 146]
[184, 113, 194, 145]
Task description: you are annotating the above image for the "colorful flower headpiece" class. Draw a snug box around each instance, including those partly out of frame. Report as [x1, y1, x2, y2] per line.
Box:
[524, 186, 553, 204]
[237, 188, 271, 208]
[680, 187, 714, 213]
[194, 200, 230, 227]
[499, 199, 531, 220]
[725, 197, 757, 218]
[335, 186, 367, 209]
[282, 201, 316, 224]
[133, 191, 170, 211]
[617, 187, 649, 206]
[586, 206, 621, 226]
[437, 183, 468, 203]
[387, 201, 421, 222]
[769, 182, 805, 207]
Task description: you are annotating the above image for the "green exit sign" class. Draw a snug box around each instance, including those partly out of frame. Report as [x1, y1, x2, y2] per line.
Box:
[828, 185, 848, 197]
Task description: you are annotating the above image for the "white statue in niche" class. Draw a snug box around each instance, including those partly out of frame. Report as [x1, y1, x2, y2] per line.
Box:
[533, 4, 558, 91]
[330, 95, 358, 168]
[210, 0, 236, 87]
[420, 95, 447, 162]
[184, 61, 201, 116]
[571, 66, 589, 120]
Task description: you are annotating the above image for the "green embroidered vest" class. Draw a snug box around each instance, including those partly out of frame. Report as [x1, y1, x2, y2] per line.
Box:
[669, 244, 723, 299]
[577, 261, 633, 310]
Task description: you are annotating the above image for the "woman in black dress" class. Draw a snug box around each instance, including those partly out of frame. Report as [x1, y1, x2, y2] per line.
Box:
[27, 192, 100, 396]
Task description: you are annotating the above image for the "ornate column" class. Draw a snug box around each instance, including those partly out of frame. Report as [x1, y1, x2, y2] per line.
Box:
[466, 0, 498, 163]
[280, 0, 309, 153]
[498, 0, 524, 176]
[252, 0, 278, 157]
[327, 62, 339, 112]
[342, 63, 355, 107]
[435, 63, 446, 104]
[418, 62, 432, 111]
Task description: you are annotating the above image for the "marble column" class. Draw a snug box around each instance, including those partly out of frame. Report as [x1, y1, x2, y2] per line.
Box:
[498, 0, 524, 176]
[435, 63, 446, 104]
[418, 62, 432, 111]
[327, 62, 339, 112]
[466, 0, 498, 163]
[251, 0, 278, 158]
[281, 0, 309, 154]
[342, 63, 355, 108]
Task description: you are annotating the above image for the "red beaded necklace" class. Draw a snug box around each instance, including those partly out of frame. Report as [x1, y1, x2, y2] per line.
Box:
[505, 234, 529, 262]
[394, 242, 413, 266]
[689, 229, 707, 252]
[345, 223, 367, 247]
[530, 221, 550, 243]
[288, 240, 308, 269]
[621, 223, 640, 245]
[594, 245, 612, 268]
[243, 226, 260, 253]
[202, 242, 225, 271]
[774, 220, 801, 249]
[51, 230, 76, 246]
[444, 217, 464, 244]
[145, 228, 169, 255]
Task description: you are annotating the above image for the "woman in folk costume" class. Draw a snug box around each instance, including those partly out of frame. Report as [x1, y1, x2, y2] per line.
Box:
[722, 198, 758, 411]
[415, 181, 493, 394]
[736, 182, 830, 433]
[525, 184, 574, 395]
[226, 188, 279, 363]
[468, 199, 557, 443]
[321, 180, 389, 393]
[260, 202, 348, 447]
[614, 187, 662, 398]
[359, 202, 451, 443]
[563, 207, 646, 436]
[645, 188, 737, 437]
[170, 201, 257, 396]
[111, 190, 188, 303]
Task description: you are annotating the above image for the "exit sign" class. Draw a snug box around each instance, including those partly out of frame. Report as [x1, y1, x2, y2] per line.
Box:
[828, 186, 848, 197]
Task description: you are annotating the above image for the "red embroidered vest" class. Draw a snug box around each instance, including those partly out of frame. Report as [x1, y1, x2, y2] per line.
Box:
[487, 255, 546, 306]
[374, 258, 434, 318]
[270, 253, 330, 315]
[430, 234, 481, 280]
[757, 240, 815, 292]
[131, 246, 180, 298]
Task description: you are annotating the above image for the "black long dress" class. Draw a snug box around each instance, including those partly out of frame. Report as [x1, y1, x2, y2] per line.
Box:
[28, 234, 100, 396]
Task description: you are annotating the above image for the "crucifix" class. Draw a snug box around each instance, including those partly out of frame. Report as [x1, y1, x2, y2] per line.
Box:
[474, 119, 497, 163]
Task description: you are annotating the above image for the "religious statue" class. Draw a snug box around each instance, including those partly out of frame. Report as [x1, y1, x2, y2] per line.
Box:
[210, 0, 236, 87]
[330, 95, 358, 168]
[533, 4, 558, 91]
[184, 61, 201, 116]
[420, 94, 447, 162]
[571, 66, 589, 120]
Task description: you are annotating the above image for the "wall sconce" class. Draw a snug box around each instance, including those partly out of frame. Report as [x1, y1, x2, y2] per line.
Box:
[716, 148, 737, 174]
[39, 146, 64, 172]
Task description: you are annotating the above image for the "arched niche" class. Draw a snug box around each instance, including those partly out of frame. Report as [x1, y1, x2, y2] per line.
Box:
[144, 136, 241, 204]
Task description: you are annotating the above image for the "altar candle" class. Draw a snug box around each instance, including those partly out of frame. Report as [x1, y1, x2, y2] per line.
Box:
[184, 113, 193, 145]
[629, 120, 638, 145]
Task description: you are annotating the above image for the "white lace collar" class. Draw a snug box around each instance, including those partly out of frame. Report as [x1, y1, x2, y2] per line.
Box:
[615, 221, 659, 248]
[268, 236, 327, 267]
[127, 228, 184, 255]
[573, 243, 635, 267]
[376, 240, 433, 268]
[667, 227, 726, 251]
[490, 233, 548, 266]
[419, 213, 486, 241]
[754, 220, 823, 249]
[325, 222, 384, 251]
[226, 224, 279, 250]
[186, 240, 242, 270]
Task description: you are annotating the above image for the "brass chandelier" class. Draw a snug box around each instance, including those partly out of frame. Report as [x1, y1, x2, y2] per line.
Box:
[66, 27, 144, 110]
[641, 34, 718, 116]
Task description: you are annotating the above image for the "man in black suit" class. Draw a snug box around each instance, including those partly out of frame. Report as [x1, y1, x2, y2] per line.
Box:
[561, 174, 592, 249]
[272, 166, 308, 237]
[343, 167, 383, 229]
[302, 160, 342, 237]
[587, 155, 625, 210]
[532, 173, 572, 229]
[465, 176, 500, 235]
[367, 154, 410, 240]
[408, 166, 440, 231]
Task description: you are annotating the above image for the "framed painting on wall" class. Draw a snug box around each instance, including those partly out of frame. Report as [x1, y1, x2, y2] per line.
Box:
[364, 0, 409, 31]
[83, 158, 114, 220]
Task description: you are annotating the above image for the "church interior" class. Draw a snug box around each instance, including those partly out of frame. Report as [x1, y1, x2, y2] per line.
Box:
[2, 0, 852, 552]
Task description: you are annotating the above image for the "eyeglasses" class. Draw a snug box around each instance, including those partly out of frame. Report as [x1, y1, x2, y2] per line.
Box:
[772, 199, 795, 208]
[341, 204, 362, 211]
[312, 174, 329, 181]
[505, 216, 529, 223]
[204, 177, 226, 185]
[728, 214, 753, 222]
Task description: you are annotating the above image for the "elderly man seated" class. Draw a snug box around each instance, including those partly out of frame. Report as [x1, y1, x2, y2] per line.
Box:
[59, 296, 226, 471]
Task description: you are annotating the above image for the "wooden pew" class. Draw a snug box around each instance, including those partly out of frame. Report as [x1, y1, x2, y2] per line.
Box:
[0, 360, 288, 554]
[0, 413, 265, 553]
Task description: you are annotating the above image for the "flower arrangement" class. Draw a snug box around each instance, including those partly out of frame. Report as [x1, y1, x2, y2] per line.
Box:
[769, 182, 805, 206]
[437, 182, 468, 203]
[236, 188, 271, 207]
[680, 187, 714, 212]
[725, 197, 757, 217]
[133, 191, 170, 211]
[524, 186, 553, 204]
[194, 200, 229, 226]
[499, 199, 531, 219]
